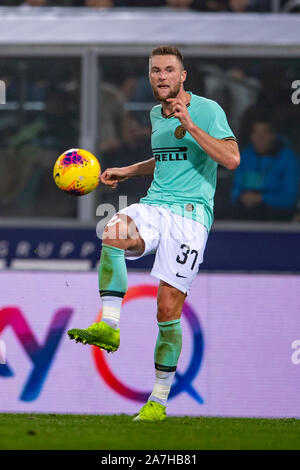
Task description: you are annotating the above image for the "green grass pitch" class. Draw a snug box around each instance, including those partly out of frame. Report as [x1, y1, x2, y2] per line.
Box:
[0, 413, 299, 450]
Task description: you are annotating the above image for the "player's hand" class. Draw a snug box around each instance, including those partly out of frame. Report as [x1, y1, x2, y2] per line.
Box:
[100, 167, 129, 190]
[166, 98, 193, 131]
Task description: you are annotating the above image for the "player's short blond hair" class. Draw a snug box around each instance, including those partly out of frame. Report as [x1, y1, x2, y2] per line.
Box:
[150, 45, 184, 69]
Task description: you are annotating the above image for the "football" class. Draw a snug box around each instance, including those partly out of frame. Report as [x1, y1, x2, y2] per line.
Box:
[53, 148, 101, 196]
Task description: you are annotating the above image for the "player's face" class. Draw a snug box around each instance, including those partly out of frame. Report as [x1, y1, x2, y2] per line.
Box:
[149, 55, 186, 102]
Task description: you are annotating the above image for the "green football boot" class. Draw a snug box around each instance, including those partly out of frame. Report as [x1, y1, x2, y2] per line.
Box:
[133, 401, 166, 422]
[67, 321, 120, 353]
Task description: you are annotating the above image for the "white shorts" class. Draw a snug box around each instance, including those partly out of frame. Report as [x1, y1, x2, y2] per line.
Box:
[118, 203, 208, 294]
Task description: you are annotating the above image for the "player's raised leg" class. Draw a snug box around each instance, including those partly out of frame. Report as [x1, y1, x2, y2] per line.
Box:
[133, 281, 185, 422]
[67, 213, 145, 351]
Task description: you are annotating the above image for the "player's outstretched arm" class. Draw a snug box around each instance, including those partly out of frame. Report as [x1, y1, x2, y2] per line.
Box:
[101, 158, 155, 189]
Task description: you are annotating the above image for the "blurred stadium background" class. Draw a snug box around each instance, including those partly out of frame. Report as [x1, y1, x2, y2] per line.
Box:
[0, 0, 300, 428]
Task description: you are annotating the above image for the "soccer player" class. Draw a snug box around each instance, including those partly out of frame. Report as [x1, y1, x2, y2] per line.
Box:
[68, 45, 240, 422]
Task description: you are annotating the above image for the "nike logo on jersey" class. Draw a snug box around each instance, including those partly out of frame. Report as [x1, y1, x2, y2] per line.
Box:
[176, 273, 187, 278]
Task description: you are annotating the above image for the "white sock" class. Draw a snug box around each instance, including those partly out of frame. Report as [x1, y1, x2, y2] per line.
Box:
[149, 370, 175, 407]
[101, 296, 123, 329]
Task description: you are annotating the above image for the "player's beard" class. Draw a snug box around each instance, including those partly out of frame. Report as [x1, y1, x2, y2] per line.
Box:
[151, 79, 182, 103]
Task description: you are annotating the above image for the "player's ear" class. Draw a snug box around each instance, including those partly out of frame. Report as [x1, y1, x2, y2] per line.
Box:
[181, 69, 187, 84]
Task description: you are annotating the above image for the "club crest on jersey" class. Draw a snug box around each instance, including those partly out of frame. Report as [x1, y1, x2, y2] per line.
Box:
[175, 125, 186, 139]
